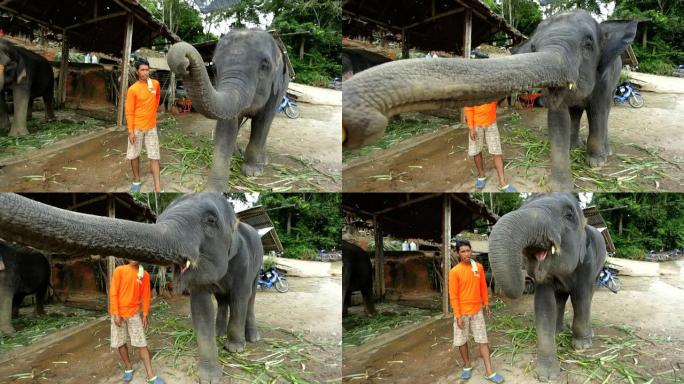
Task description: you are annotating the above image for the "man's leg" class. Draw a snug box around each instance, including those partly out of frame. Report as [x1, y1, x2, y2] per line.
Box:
[492, 155, 507, 186]
[473, 153, 486, 178]
[479, 343, 494, 375]
[145, 128, 161, 192]
[130, 158, 141, 183]
[150, 160, 161, 192]
[138, 346, 155, 378]
[118, 344, 133, 370]
[459, 342, 471, 368]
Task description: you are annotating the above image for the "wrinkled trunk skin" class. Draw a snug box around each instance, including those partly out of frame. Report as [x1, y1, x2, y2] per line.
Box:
[488, 211, 528, 299]
[343, 51, 573, 149]
[0, 194, 191, 265]
[166, 42, 251, 120]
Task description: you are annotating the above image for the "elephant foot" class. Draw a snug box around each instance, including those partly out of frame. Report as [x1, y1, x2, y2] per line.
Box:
[198, 365, 222, 384]
[0, 324, 16, 335]
[606, 144, 614, 156]
[216, 325, 227, 338]
[241, 162, 265, 177]
[549, 175, 573, 192]
[586, 152, 607, 168]
[536, 358, 561, 382]
[570, 139, 583, 150]
[246, 328, 260, 343]
[572, 336, 593, 350]
[224, 339, 246, 353]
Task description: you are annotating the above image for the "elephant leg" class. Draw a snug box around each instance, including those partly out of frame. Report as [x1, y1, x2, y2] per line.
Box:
[361, 283, 376, 315]
[570, 287, 594, 350]
[555, 291, 569, 334]
[0, 290, 14, 334]
[547, 108, 573, 191]
[12, 294, 25, 318]
[27, 98, 33, 121]
[225, 282, 250, 353]
[245, 280, 259, 343]
[35, 293, 46, 316]
[242, 98, 278, 177]
[0, 92, 10, 133]
[586, 104, 610, 167]
[9, 86, 30, 136]
[534, 284, 561, 381]
[215, 294, 229, 337]
[190, 291, 222, 384]
[207, 118, 239, 192]
[44, 93, 56, 121]
[342, 282, 350, 317]
[569, 107, 583, 149]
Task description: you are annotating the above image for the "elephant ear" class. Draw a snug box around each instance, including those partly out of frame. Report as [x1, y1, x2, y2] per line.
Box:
[598, 20, 638, 73]
[6, 49, 27, 85]
[511, 40, 532, 55]
[271, 50, 287, 97]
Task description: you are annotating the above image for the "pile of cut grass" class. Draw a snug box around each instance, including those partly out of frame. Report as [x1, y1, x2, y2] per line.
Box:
[0, 308, 100, 353]
[149, 300, 325, 383]
[342, 305, 437, 347]
[0, 118, 107, 159]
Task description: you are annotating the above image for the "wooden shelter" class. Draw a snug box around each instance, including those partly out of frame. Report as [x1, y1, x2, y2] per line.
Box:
[0, 0, 180, 129]
[342, 193, 499, 316]
[236, 205, 284, 253]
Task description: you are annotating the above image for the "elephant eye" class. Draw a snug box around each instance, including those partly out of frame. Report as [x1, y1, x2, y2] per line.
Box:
[260, 58, 270, 71]
[203, 215, 218, 226]
[564, 211, 575, 221]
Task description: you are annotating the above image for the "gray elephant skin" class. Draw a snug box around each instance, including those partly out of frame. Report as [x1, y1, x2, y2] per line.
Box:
[342, 10, 637, 191]
[0, 242, 50, 335]
[0, 193, 264, 384]
[342, 240, 375, 316]
[0, 40, 56, 136]
[166, 29, 289, 191]
[488, 193, 606, 381]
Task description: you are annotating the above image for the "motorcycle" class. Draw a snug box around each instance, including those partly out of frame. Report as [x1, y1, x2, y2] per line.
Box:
[613, 81, 644, 108]
[673, 64, 684, 77]
[257, 267, 289, 293]
[330, 77, 342, 90]
[276, 93, 300, 119]
[597, 264, 620, 293]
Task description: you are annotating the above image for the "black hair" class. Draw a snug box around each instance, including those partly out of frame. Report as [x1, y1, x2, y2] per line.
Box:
[134, 57, 150, 70]
[456, 239, 471, 252]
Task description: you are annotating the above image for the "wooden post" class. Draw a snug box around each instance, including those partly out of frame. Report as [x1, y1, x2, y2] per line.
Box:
[117, 14, 134, 130]
[401, 28, 409, 59]
[373, 215, 385, 300]
[461, 8, 472, 124]
[57, 32, 69, 107]
[442, 195, 452, 315]
[618, 212, 623, 235]
[106, 194, 116, 310]
[299, 36, 305, 60]
[641, 26, 647, 49]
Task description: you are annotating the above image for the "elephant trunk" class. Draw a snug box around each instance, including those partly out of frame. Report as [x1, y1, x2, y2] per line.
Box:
[343, 51, 575, 149]
[166, 42, 251, 120]
[0, 194, 193, 265]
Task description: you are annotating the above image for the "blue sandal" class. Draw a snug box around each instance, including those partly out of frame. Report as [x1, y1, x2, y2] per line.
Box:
[475, 178, 486, 190]
[130, 182, 141, 193]
[486, 372, 504, 383]
[461, 367, 473, 380]
[122, 369, 134, 382]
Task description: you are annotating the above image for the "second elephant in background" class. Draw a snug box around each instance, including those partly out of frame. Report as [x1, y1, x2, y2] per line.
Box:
[342, 240, 375, 317]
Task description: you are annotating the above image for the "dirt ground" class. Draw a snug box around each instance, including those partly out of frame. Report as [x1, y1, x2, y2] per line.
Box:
[0, 276, 342, 383]
[343, 89, 684, 192]
[342, 259, 684, 383]
[0, 94, 341, 192]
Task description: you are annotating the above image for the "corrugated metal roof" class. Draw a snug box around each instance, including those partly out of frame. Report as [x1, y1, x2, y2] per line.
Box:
[237, 206, 283, 253]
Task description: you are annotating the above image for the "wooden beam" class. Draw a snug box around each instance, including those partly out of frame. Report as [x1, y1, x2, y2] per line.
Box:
[342, 10, 402, 32]
[117, 14, 134, 130]
[401, 28, 409, 59]
[442, 195, 452, 316]
[57, 32, 69, 108]
[404, 7, 465, 30]
[65, 11, 127, 31]
[373, 193, 441, 215]
[65, 194, 107, 211]
[461, 8, 472, 124]
[0, 5, 65, 32]
[373, 215, 385, 300]
[451, 194, 498, 222]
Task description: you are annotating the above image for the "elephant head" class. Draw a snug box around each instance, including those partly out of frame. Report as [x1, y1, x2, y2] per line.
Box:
[166, 29, 287, 121]
[0, 193, 240, 290]
[488, 193, 587, 298]
[342, 10, 637, 149]
[0, 41, 27, 91]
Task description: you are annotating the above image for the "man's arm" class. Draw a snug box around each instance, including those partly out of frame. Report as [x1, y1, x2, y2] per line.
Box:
[154, 80, 161, 109]
[448, 268, 462, 318]
[125, 86, 136, 133]
[479, 264, 491, 316]
[142, 272, 151, 317]
[109, 268, 120, 316]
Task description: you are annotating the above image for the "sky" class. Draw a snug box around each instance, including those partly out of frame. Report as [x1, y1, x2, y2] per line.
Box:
[230, 193, 260, 212]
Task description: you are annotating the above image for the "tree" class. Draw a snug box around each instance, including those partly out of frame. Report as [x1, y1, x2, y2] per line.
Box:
[140, 0, 218, 44]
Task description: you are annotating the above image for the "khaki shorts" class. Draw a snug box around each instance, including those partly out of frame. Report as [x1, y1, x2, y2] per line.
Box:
[110, 312, 147, 348]
[468, 122, 502, 156]
[126, 128, 160, 160]
[453, 309, 488, 346]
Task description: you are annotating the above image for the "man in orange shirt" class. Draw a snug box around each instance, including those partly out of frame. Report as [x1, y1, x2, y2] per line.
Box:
[448, 240, 503, 383]
[125, 58, 161, 192]
[464, 101, 516, 192]
[110, 260, 165, 384]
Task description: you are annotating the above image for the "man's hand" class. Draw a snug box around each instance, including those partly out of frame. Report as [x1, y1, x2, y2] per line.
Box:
[457, 317, 464, 330]
[128, 132, 136, 145]
[485, 305, 492, 318]
[113, 314, 122, 327]
[142, 315, 149, 329]
[469, 127, 477, 141]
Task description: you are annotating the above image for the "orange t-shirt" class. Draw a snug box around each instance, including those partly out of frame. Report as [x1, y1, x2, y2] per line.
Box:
[464, 101, 497, 129]
[109, 264, 151, 318]
[448, 261, 489, 318]
[125, 79, 161, 133]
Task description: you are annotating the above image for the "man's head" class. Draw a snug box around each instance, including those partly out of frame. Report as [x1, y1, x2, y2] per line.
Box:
[456, 240, 472, 264]
[127, 259, 139, 266]
[134, 58, 150, 81]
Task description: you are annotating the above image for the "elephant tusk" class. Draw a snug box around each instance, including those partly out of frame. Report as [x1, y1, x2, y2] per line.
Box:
[551, 245, 556, 255]
[567, 82, 575, 90]
[181, 259, 191, 274]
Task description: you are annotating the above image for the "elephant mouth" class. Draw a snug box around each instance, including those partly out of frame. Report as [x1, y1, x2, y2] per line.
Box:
[523, 242, 558, 263]
[179, 259, 192, 274]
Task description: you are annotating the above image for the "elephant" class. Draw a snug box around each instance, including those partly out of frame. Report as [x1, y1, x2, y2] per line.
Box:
[0, 193, 264, 384]
[0, 241, 50, 334]
[342, 240, 375, 317]
[488, 193, 606, 381]
[166, 29, 289, 191]
[0, 40, 56, 136]
[342, 10, 637, 191]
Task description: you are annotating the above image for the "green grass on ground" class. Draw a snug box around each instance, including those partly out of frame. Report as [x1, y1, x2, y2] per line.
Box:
[342, 303, 438, 347]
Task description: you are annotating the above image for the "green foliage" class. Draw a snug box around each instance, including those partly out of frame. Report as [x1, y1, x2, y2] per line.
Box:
[592, 193, 684, 257]
[257, 193, 341, 259]
[263, 256, 278, 269]
[471, 193, 524, 233]
[614, 245, 647, 260]
[140, 0, 217, 45]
